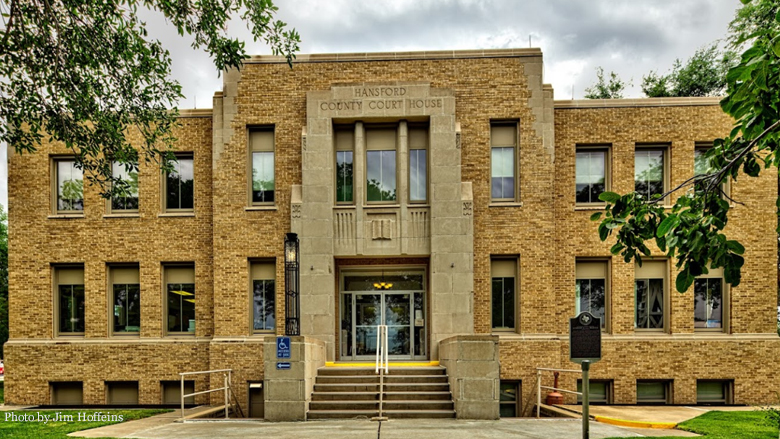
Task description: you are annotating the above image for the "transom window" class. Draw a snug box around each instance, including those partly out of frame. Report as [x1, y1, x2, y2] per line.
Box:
[249, 128, 275, 205]
[251, 262, 276, 333]
[635, 261, 667, 330]
[576, 147, 608, 204]
[491, 122, 518, 202]
[366, 125, 398, 203]
[165, 265, 195, 334]
[53, 158, 84, 213]
[491, 258, 517, 331]
[635, 147, 667, 200]
[165, 154, 194, 211]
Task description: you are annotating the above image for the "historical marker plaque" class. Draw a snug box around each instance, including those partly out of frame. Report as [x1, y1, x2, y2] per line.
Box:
[569, 312, 602, 363]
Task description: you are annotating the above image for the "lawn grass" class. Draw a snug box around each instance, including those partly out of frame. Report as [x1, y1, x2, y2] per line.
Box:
[0, 382, 4, 404]
[0, 409, 170, 439]
[605, 410, 778, 439]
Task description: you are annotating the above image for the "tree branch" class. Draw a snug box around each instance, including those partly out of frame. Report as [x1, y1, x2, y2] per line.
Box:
[0, 0, 16, 48]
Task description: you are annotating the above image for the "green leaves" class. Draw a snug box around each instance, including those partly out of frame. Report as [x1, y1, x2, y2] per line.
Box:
[676, 268, 695, 293]
[598, 191, 621, 203]
[656, 215, 679, 237]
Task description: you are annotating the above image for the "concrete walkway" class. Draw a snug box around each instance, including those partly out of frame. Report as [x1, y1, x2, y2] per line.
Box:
[73, 417, 643, 439]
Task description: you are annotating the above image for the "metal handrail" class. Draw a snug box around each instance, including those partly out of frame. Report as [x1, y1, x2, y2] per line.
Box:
[179, 369, 233, 420]
[535, 367, 582, 418]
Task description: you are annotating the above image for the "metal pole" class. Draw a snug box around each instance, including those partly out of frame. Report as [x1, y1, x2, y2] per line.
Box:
[180, 375, 185, 420]
[536, 370, 541, 418]
[582, 361, 590, 439]
[224, 374, 229, 419]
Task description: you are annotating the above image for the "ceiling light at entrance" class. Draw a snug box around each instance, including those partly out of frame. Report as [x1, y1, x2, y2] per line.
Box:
[373, 281, 393, 290]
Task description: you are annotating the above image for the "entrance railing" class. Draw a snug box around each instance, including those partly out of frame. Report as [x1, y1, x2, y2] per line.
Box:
[375, 325, 389, 419]
[535, 367, 582, 418]
[178, 369, 243, 421]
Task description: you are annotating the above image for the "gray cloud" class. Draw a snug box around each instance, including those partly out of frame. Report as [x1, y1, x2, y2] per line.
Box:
[0, 0, 742, 209]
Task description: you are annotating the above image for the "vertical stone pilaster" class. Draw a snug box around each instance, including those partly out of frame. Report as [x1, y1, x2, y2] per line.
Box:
[263, 336, 326, 421]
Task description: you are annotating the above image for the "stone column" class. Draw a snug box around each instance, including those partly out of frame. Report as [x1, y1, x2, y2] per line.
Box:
[439, 335, 499, 419]
[263, 336, 326, 421]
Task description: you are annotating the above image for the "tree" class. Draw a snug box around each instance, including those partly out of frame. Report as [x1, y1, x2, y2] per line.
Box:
[0, 204, 7, 358]
[642, 44, 736, 98]
[584, 67, 628, 99]
[0, 0, 300, 197]
[593, 0, 780, 293]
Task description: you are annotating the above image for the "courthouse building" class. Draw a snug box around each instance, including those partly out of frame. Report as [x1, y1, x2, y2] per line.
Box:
[5, 48, 780, 419]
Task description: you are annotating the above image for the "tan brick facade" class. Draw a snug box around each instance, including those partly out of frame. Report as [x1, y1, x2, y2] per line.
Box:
[5, 49, 779, 412]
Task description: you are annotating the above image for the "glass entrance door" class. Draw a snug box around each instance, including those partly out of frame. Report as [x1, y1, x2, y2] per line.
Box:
[340, 270, 426, 361]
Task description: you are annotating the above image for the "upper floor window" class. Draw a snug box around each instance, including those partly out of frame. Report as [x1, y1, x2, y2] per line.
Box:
[576, 146, 609, 205]
[575, 260, 607, 329]
[110, 161, 139, 212]
[251, 261, 276, 333]
[491, 122, 518, 202]
[366, 125, 397, 203]
[165, 154, 194, 211]
[110, 265, 140, 335]
[55, 265, 85, 335]
[491, 258, 517, 331]
[694, 266, 726, 331]
[635, 260, 667, 331]
[335, 126, 354, 204]
[694, 144, 730, 198]
[635, 147, 668, 201]
[53, 158, 84, 213]
[409, 125, 429, 203]
[249, 128, 275, 205]
[165, 265, 195, 335]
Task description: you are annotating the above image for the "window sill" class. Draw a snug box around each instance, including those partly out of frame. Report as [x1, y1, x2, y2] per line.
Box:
[407, 204, 430, 208]
[48, 214, 85, 220]
[489, 202, 523, 208]
[110, 333, 141, 338]
[158, 212, 195, 218]
[103, 213, 140, 219]
[574, 205, 606, 211]
[55, 334, 85, 338]
[164, 333, 196, 338]
[334, 205, 357, 210]
[245, 205, 278, 211]
[363, 204, 401, 209]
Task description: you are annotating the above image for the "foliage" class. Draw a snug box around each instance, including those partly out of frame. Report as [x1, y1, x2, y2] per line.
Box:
[584, 67, 628, 99]
[0, 409, 170, 438]
[594, 0, 780, 292]
[642, 44, 736, 97]
[0, 0, 299, 198]
[605, 410, 778, 439]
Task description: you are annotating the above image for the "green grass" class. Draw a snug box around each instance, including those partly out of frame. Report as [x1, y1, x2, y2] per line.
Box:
[0, 382, 4, 404]
[0, 409, 169, 439]
[606, 410, 779, 439]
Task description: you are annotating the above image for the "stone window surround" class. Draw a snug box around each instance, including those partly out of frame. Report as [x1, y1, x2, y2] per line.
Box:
[106, 160, 140, 215]
[693, 265, 729, 334]
[575, 257, 611, 333]
[490, 256, 519, 333]
[50, 155, 84, 216]
[575, 144, 611, 206]
[163, 263, 196, 337]
[107, 264, 141, 337]
[489, 120, 520, 204]
[53, 264, 86, 338]
[634, 144, 670, 204]
[249, 259, 276, 335]
[161, 152, 195, 214]
[634, 259, 670, 333]
[247, 126, 276, 207]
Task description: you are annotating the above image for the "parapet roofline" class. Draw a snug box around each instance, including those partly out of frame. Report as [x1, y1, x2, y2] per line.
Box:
[245, 48, 544, 64]
[555, 97, 722, 109]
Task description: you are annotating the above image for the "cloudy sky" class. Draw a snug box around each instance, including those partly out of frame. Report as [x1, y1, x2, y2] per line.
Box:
[0, 0, 741, 209]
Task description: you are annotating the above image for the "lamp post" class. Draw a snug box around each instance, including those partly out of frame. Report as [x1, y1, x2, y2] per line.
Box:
[284, 232, 300, 336]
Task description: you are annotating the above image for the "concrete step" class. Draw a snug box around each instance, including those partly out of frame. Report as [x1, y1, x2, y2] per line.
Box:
[307, 410, 378, 420]
[316, 375, 379, 384]
[383, 375, 448, 384]
[384, 391, 452, 401]
[318, 367, 446, 376]
[314, 383, 380, 392]
[309, 400, 379, 411]
[307, 408, 456, 420]
[383, 400, 454, 411]
[383, 383, 450, 392]
[311, 391, 379, 401]
[382, 410, 456, 419]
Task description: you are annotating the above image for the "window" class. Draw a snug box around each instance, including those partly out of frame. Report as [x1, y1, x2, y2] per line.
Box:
[635, 147, 668, 200]
[576, 146, 609, 204]
[335, 126, 354, 204]
[53, 158, 84, 213]
[499, 381, 521, 417]
[577, 380, 612, 404]
[165, 265, 195, 334]
[161, 381, 194, 405]
[55, 266, 85, 335]
[409, 125, 429, 203]
[697, 380, 733, 405]
[695, 145, 730, 198]
[51, 382, 83, 405]
[575, 261, 608, 329]
[491, 258, 517, 331]
[635, 261, 667, 330]
[366, 125, 397, 203]
[110, 266, 140, 334]
[165, 154, 194, 211]
[106, 381, 139, 405]
[251, 262, 276, 333]
[694, 267, 726, 331]
[491, 122, 518, 202]
[249, 128, 275, 205]
[110, 161, 139, 211]
[637, 380, 672, 404]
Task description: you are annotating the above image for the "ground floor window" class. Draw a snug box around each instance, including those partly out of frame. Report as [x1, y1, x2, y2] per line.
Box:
[499, 381, 521, 417]
[637, 380, 672, 404]
[106, 381, 139, 405]
[51, 382, 83, 405]
[165, 265, 195, 334]
[161, 381, 195, 405]
[55, 266, 85, 335]
[697, 380, 733, 405]
[694, 274, 724, 330]
[251, 261, 276, 333]
[577, 380, 612, 404]
[491, 258, 517, 331]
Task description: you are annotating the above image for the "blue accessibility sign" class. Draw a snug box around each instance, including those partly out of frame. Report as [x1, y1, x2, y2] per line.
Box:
[277, 336, 291, 359]
[276, 362, 291, 370]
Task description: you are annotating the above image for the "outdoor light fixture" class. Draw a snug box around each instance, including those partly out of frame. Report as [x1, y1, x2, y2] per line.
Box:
[284, 232, 300, 336]
[373, 271, 393, 290]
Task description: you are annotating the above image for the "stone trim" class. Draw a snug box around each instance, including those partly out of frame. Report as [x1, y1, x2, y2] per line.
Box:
[178, 109, 213, 118]
[246, 48, 543, 64]
[554, 97, 721, 109]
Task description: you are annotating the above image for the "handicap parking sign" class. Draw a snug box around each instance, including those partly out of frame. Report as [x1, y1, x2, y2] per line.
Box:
[277, 336, 291, 359]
